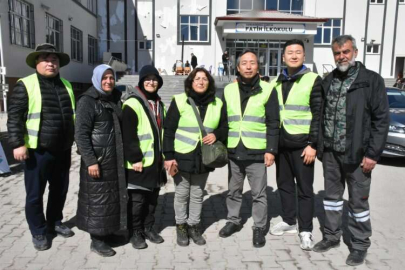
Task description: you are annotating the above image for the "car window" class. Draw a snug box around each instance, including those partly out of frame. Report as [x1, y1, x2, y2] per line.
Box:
[387, 90, 405, 108]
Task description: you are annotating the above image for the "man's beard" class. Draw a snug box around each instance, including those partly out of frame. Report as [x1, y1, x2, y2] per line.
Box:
[336, 56, 356, 72]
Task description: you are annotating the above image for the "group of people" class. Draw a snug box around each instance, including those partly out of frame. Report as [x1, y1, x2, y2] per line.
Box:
[7, 34, 389, 266]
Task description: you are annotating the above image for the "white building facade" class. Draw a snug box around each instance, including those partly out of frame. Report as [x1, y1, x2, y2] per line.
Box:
[1, 0, 405, 112]
[0, 0, 98, 111]
[102, 0, 405, 78]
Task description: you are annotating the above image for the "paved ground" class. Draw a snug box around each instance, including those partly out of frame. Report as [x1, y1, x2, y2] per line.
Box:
[0, 142, 404, 269]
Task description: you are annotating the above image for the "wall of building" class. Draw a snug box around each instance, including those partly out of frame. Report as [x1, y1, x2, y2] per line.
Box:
[153, 0, 227, 75]
[0, 0, 98, 84]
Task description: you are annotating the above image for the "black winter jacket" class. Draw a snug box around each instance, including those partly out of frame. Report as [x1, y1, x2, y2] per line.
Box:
[276, 68, 322, 149]
[7, 72, 74, 151]
[226, 75, 280, 161]
[317, 62, 390, 164]
[75, 87, 127, 236]
[163, 93, 228, 174]
[122, 88, 167, 188]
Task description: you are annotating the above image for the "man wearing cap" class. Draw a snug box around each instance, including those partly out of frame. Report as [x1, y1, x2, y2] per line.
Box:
[7, 43, 75, 250]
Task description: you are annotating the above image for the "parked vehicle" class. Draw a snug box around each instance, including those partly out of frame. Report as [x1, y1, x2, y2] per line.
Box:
[383, 87, 405, 157]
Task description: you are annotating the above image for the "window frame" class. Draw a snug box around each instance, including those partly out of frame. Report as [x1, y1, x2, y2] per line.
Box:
[45, 13, 63, 52]
[138, 40, 153, 50]
[88, 35, 98, 65]
[370, 0, 385, 4]
[8, 0, 35, 48]
[366, 44, 380, 54]
[314, 19, 342, 45]
[72, 0, 97, 16]
[179, 15, 210, 43]
[226, 0, 303, 15]
[400, 0, 404, 4]
[70, 26, 83, 62]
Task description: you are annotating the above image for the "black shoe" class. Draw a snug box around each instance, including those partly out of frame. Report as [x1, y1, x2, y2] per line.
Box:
[32, 235, 50, 251]
[54, 224, 75, 238]
[144, 227, 164, 244]
[253, 227, 266, 248]
[188, 225, 206, 245]
[219, 222, 242, 238]
[313, 239, 340, 253]
[90, 239, 116, 257]
[346, 249, 367, 266]
[130, 230, 148, 249]
[176, 224, 189, 247]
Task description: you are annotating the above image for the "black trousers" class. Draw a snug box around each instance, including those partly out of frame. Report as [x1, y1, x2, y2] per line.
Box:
[24, 148, 71, 235]
[275, 147, 314, 232]
[128, 188, 160, 231]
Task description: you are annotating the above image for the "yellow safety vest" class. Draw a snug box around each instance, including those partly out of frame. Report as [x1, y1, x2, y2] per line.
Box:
[224, 80, 276, 149]
[19, 73, 75, 149]
[123, 97, 166, 168]
[174, 93, 222, 154]
[274, 72, 318, 134]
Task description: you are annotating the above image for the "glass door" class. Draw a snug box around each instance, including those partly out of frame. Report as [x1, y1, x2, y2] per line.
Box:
[268, 49, 279, 76]
[258, 49, 267, 76]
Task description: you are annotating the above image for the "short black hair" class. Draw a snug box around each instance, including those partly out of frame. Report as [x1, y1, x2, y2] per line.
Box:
[236, 49, 259, 67]
[283, 39, 305, 54]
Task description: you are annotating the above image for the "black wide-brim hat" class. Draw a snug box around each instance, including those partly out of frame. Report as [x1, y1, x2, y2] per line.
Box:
[26, 43, 70, 69]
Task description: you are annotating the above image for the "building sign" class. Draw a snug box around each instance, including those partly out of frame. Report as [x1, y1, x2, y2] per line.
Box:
[236, 23, 306, 34]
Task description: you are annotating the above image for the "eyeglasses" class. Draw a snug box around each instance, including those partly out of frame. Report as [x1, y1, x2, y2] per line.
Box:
[144, 78, 158, 84]
[193, 77, 209, 83]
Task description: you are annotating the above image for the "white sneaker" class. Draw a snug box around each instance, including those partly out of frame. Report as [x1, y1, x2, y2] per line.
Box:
[299, 232, 314, 251]
[270, 221, 297, 236]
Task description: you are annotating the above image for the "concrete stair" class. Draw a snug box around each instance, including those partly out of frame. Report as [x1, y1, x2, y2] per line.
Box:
[384, 78, 397, 88]
[117, 75, 237, 105]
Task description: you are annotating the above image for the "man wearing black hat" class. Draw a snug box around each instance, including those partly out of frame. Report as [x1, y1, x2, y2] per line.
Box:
[7, 43, 75, 250]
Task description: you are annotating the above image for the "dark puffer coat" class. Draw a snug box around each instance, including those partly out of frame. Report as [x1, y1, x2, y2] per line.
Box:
[75, 87, 127, 236]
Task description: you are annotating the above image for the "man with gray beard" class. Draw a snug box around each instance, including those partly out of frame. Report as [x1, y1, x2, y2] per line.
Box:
[313, 35, 389, 266]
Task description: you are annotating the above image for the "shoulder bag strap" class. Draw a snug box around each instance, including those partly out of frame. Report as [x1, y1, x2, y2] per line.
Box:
[187, 97, 208, 137]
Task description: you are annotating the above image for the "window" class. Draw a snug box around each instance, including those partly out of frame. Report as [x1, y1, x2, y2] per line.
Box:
[8, 0, 35, 48]
[180, 16, 209, 43]
[71, 26, 83, 62]
[366, 44, 380, 54]
[73, 0, 97, 14]
[370, 0, 384, 3]
[227, 0, 253, 14]
[45, 14, 63, 52]
[87, 0, 97, 14]
[314, 19, 342, 45]
[88, 35, 98, 65]
[138, 40, 153, 50]
[226, 0, 303, 15]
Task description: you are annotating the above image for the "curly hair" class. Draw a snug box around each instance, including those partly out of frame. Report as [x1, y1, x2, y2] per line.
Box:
[184, 67, 216, 96]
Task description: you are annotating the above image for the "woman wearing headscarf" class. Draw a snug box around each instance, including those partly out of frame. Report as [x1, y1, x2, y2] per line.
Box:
[75, 64, 127, 257]
[163, 68, 227, 247]
[122, 65, 167, 249]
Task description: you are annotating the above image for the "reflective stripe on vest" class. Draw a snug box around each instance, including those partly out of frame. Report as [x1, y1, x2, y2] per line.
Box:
[123, 98, 156, 168]
[224, 80, 276, 149]
[19, 73, 76, 149]
[274, 72, 318, 135]
[173, 93, 222, 154]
